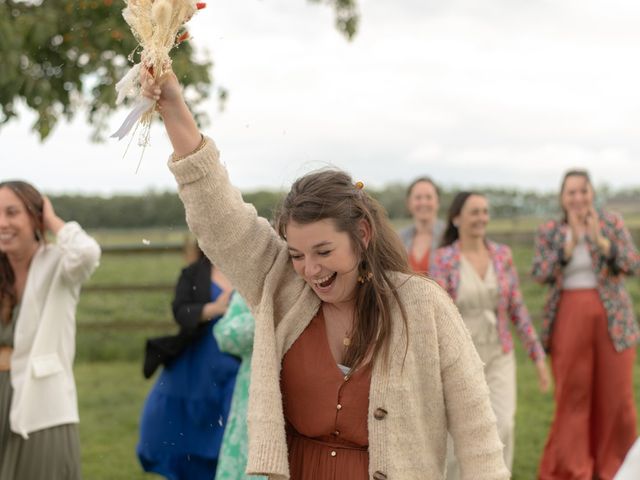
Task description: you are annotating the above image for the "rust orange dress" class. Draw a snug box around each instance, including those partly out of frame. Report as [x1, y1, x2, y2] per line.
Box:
[408, 248, 430, 275]
[280, 309, 372, 480]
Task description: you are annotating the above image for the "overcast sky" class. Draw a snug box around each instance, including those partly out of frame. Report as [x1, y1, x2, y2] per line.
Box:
[3, 0, 640, 194]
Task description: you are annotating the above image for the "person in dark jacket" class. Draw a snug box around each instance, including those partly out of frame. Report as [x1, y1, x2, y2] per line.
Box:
[137, 242, 240, 480]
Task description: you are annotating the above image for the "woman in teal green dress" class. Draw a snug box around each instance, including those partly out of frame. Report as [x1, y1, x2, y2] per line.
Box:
[213, 293, 266, 480]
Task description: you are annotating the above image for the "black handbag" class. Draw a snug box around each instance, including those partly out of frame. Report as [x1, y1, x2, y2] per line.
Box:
[142, 326, 206, 379]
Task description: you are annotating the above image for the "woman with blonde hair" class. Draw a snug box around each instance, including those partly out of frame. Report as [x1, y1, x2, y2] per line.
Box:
[534, 169, 639, 479]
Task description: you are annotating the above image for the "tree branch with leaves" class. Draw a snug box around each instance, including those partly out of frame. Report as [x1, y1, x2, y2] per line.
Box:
[0, 0, 358, 141]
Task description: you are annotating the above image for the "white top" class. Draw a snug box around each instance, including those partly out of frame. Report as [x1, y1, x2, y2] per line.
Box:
[10, 222, 100, 438]
[562, 234, 598, 290]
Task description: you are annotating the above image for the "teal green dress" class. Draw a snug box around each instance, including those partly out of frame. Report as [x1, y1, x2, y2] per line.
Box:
[213, 294, 266, 480]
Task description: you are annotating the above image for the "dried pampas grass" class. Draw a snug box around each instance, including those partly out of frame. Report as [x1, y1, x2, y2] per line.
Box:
[112, 0, 205, 158]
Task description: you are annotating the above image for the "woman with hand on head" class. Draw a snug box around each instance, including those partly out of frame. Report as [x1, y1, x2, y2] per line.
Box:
[0, 181, 101, 479]
[141, 67, 510, 480]
[430, 191, 550, 479]
[399, 177, 445, 275]
[137, 241, 240, 480]
[534, 170, 640, 480]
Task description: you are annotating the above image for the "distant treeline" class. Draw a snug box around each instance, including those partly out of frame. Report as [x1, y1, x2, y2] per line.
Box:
[49, 191, 284, 230]
[49, 185, 640, 230]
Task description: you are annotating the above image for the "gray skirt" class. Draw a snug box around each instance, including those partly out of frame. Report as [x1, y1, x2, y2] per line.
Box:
[0, 371, 81, 480]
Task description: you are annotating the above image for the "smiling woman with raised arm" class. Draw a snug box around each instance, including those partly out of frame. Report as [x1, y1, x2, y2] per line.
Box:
[142, 68, 510, 480]
[534, 170, 640, 480]
[0, 181, 101, 479]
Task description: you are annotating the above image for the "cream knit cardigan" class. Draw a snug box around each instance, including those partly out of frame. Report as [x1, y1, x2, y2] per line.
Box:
[168, 138, 510, 480]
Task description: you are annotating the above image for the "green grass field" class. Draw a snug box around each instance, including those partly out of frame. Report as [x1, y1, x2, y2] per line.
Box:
[73, 229, 640, 479]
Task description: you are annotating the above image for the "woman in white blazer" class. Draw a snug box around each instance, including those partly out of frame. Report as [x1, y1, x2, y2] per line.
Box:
[0, 180, 101, 479]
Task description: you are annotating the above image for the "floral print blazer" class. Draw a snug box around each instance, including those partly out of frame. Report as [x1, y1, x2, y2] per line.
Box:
[531, 209, 640, 353]
[431, 240, 545, 362]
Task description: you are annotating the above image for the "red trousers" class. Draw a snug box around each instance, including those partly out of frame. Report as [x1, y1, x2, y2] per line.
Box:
[539, 289, 637, 480]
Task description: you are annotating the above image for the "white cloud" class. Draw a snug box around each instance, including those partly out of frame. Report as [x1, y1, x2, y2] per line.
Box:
[3, 0, 640, 194]
[403, 142, 638, 190]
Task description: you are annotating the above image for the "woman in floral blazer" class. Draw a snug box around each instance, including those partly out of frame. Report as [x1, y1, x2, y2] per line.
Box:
[431, 191, 549, 479]
[533, 170, 640, 480]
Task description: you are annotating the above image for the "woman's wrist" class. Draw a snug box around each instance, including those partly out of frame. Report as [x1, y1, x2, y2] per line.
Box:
[158, 95, 188, 118]
[172, 135, 206, 162]
[201, 302, 215, 321]
[159, 98, 202, 158]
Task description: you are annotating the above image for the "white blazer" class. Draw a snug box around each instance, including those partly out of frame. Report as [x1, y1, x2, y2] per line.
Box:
[9, 222, 100, 438]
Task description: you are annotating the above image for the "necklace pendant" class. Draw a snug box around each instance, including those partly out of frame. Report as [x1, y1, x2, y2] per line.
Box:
[343, 337, 351, 347]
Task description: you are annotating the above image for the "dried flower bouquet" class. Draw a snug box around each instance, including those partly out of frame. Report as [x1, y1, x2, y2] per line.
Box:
[111, 0, 205, 143]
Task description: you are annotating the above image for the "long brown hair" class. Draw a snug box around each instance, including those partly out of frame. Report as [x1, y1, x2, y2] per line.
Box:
[440, 191, 483, 247]
[275, 169, 411, 370]
[0, 181, 45, 324]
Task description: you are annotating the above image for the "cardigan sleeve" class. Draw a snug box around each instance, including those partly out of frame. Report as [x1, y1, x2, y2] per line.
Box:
[168, 138, 297, 311]
[56, 221, 101, 286]
[434, 287, 510, 480]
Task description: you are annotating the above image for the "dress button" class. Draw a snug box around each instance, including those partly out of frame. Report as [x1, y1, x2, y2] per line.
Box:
[374, 408, 388, 420]
[373, 471, 387, 480]
[333, 430, 340, 436]
[336, 404, 342, 410]
[330, 450, 337, 457]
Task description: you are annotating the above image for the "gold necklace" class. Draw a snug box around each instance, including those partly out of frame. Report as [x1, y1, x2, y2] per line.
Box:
[341, 322, 353, 348]
[323, 305, 353, 348]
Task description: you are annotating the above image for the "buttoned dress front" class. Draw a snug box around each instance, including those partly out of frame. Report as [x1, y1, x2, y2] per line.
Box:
[281, 309, 371, 480]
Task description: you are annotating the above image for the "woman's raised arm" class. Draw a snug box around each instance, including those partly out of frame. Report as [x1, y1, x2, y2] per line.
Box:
[141, 68, 201, 158]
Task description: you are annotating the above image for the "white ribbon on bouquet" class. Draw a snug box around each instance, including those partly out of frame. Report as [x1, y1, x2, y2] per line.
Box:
[110, 0, 204, 143]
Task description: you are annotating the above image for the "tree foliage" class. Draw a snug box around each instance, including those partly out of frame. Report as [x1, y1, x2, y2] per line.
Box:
[47, 184, 640, 231]
[50, 189, 287, 229]
[0, 0, 358, 141]
[309, 0, 358, 40]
